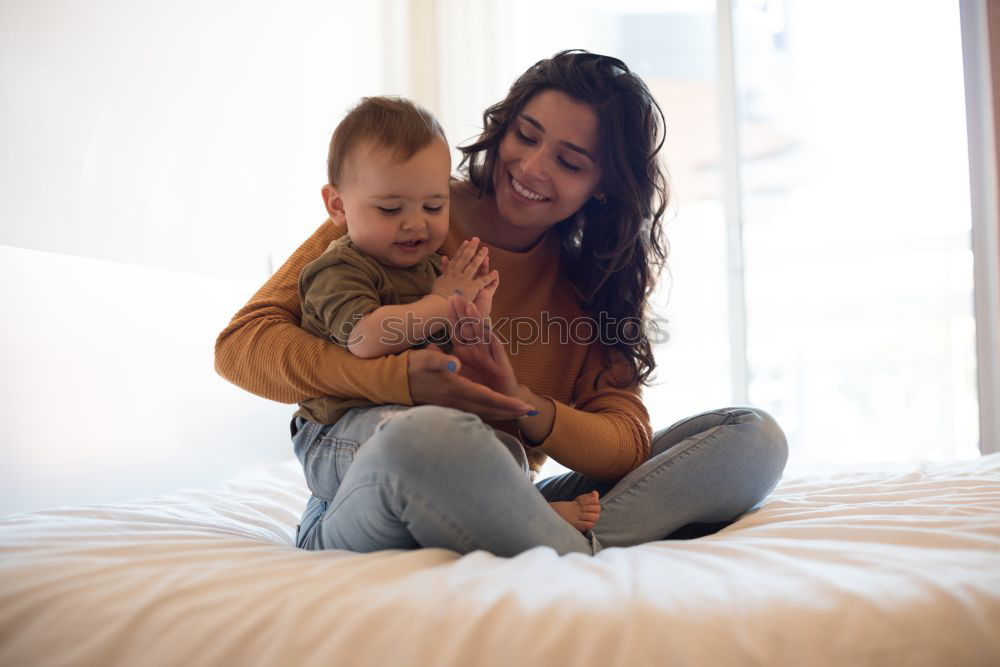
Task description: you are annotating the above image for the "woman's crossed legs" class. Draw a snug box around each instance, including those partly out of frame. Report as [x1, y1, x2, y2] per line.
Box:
[294, 405, 787, 556]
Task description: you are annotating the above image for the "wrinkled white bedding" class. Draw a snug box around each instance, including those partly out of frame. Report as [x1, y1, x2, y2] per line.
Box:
[1, 455, 999, 666]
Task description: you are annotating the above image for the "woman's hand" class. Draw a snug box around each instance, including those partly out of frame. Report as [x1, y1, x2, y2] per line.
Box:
[447, 294, 519, 397]
[447, 293, 556, 442]
[406, 346, 535, 420]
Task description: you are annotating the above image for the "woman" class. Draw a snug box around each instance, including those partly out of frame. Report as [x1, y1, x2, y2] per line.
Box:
[215, 50, 788, 556]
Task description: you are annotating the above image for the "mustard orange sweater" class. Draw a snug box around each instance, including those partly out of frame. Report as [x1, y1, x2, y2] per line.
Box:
[215, 220, 652, 480]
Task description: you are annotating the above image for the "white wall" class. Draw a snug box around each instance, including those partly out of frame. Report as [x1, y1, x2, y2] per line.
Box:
[0, 1, 405, 515]
[0, 245, 295, 516]
[0, 0, 389, 280]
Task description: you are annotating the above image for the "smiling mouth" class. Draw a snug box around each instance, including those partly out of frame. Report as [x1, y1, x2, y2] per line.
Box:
[395, 239, 425, 248]
[510, 174, 550, 202]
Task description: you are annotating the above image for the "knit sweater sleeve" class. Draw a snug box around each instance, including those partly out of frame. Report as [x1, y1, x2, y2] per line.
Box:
[531, 345, 652, 481]
[214, 220, 413, 405]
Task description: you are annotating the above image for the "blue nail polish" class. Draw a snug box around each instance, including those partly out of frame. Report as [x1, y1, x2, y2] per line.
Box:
[526, 410, 539, 416]
[447, 361, 457, 372]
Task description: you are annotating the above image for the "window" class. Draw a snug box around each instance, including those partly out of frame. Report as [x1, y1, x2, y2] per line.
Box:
[732, 0, 979, 462]
[432, 0, 988, 470]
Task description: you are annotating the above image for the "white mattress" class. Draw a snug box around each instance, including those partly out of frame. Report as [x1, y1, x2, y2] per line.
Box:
[1, 454, 999, 666]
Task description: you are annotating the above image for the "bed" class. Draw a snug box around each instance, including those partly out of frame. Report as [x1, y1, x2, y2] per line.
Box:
[1, 453, 999, 666]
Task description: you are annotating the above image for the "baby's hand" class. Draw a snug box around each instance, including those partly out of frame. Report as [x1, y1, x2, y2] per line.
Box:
[472, 252, 499, 319]
[434, 237, 499, 305]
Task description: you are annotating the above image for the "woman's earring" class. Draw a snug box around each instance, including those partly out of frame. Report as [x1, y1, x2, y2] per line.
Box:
[594, 192, 607, 205]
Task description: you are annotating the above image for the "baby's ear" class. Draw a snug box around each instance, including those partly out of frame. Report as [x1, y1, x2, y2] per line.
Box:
[321, 184, 347, 225]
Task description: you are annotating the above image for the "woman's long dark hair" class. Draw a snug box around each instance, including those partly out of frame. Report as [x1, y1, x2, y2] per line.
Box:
[459, 49, 670, 388]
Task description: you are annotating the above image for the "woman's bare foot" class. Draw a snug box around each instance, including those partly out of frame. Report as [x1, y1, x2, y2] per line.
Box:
[548, 491, 601, 532]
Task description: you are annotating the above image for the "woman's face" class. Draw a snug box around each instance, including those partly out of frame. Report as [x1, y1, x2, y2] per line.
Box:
[492, 89, 603, 234]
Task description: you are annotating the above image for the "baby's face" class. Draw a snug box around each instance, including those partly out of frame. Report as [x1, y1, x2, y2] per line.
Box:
[335, 139, 451, 269]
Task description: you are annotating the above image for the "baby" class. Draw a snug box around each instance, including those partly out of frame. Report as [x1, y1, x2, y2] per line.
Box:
[295, 96, 600, 533]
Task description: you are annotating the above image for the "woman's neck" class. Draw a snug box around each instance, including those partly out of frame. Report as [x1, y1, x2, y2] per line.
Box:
[451, 180, 548, 253]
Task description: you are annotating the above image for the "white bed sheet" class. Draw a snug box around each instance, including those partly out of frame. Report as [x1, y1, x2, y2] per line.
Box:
[1, 454, 999, 666]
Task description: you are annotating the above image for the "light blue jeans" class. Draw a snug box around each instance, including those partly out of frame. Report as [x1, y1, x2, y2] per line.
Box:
[292, 404, 788, 556]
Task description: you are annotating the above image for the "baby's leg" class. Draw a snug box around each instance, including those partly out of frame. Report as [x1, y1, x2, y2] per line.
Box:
[548, 490, 601, 532]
